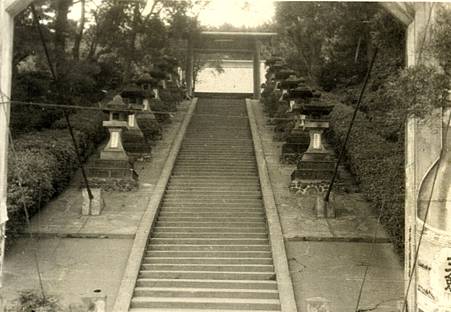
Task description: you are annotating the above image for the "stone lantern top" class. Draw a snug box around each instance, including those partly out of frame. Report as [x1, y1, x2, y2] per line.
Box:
[269, 62, 288, 73]
[289, 85, 314, 99]
[102, 95, 129, 113]
[149, 69, 168, 81]
[135, 73, 157, 85]
[265, 56, 283, 67]
[121, 86, 145, 99]
[302, 101, 334, 118]
[120, 86, 147, 110]
[134, 73, 158, 98]
[280, 75, 305, 89]
[275, 69, 295, 80]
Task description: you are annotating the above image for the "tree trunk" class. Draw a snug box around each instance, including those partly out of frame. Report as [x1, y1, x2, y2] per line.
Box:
[72, 0, 86, 60]
[54, 0, 73, 77]
[124, 2, 141, 81]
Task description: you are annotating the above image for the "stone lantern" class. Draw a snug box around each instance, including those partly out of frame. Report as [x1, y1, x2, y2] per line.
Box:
[134, 73, 157, 113]
[290, 92, 336, 207]
[133, 73, 163, 142]
[280, 76, 311, 163]
[120, 86, 152, 158]
[100, 95, 129, 161]
[86, 95, 138, 188]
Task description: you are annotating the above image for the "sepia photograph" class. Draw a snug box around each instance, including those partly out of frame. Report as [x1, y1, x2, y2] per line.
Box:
[0, 0, 450, 311]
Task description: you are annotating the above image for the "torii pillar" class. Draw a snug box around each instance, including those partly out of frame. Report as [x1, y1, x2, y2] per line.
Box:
[383, 3, 451, 312]
[253, 39, 261, 100]
[185, 35, 194, 98]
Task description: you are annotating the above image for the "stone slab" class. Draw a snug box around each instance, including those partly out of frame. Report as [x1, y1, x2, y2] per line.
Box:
[286, 241, 403, 312]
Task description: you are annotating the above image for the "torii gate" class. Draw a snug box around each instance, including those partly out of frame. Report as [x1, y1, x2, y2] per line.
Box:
[0, 2, 450, 312]
[185, 31, 277, 99]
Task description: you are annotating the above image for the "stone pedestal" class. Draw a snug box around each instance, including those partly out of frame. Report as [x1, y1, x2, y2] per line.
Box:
[291, 118, 335, 184]
[81, 188, 104, 216]
[100, 120, 128, 161]
[280, 129, 310, 163]
[82, 289, 107, 312]
[123, 113, 152, 158]
[86, 95, 138, 191]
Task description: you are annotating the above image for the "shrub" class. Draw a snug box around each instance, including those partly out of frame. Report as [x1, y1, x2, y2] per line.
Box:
[329, 103, 405, 255]
[149, 99, 171, 123]
[6, 111, 106, 242]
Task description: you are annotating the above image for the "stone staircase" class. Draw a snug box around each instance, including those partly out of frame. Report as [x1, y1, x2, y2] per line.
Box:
[129, 97, 282, 311]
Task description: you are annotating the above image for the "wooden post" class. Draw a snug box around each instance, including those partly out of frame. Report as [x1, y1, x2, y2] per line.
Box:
[0, 1, 15, 288]
[253, 39, 261, 100]
[186, 36, 194, 97]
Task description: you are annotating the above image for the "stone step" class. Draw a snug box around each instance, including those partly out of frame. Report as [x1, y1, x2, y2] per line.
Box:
[169, 176, 259, 182]
[138, 270, 276, 281]
[176, 156, 256, 161]
[175, 161, 256, 165]
[156, 217, 265, 223]
[171, 173, 259, 178]
[152, 227, 267, 234]
[166, 185, 261, 192]
[145, 251, 272, 258]
[135, 278, 278, 290]
[130, 309, 280, 312]
[173, 165, 257, 170]
[177, 152, 255, 156]
[147, 244, 270, 252]
[141, 263, 274, 273]
[165, 190, 261, 195]
[151, 232, 267, 239]
[133, 287, 279, 299]
[162, 196, 262, 202]
[154, 222, 266, 228]
[161, 201, 263, 206]
[130, 297, 280, 310]
[149, 238, 269, 245]
[158, 211, 264, 218]
[161, 201, 262, 206]
[142, 257, 273, 265]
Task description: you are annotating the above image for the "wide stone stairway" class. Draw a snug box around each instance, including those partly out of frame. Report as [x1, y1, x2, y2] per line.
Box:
[129, 97, 282, 311]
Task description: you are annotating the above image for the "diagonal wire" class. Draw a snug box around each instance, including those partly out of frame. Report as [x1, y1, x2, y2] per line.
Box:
[30, 3, 94, 200]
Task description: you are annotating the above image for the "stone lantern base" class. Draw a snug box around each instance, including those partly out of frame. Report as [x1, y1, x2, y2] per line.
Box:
[280, 129, 310, 164]
[123, 130, 152, 159]
[86, 159, 138, 191]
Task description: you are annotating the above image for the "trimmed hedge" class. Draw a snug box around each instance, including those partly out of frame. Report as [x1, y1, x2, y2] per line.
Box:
[329, 103, 405, 256]
[6, 110, 106, 241]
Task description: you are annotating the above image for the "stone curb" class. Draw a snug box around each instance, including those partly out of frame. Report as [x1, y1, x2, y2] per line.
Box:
[112, 98, 197, 312]
[246, 99, 298, 312]
[286, 236, 391, 243]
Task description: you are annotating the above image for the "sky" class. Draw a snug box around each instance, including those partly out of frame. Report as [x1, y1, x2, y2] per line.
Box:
[197, 0, 275, 28]
[69, 0, 275, 28]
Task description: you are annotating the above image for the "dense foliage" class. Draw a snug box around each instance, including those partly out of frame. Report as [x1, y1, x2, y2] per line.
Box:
[273, 3, 451, 259]
[329, 103, 405, 254]
[11, 0, 202, 134]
